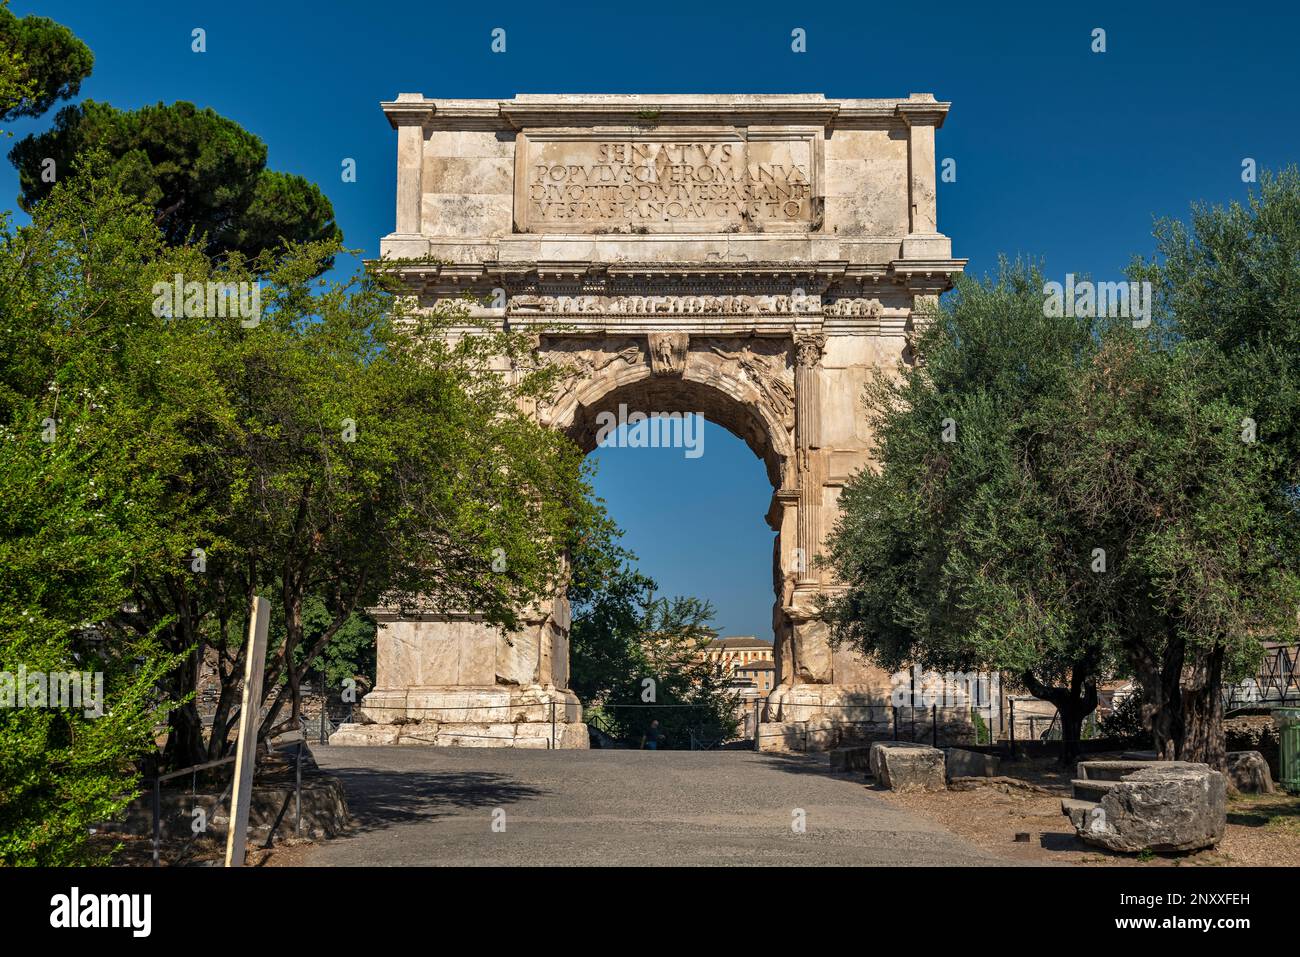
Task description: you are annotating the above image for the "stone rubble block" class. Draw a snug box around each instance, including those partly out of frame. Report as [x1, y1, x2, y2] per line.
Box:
[869, 741, 946, 792]
[1062, 763, 1226, 853]
[944, 748, 1000, 780]
[1225, 750, 1274, 794]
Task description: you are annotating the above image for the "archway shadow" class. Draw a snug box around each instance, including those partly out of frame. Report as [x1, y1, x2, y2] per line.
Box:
[751, 750, 845, 779]
[326, 767, 547, 835]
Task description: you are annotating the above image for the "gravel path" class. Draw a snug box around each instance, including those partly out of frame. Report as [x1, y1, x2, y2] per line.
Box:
[299, 746, 1001, 866]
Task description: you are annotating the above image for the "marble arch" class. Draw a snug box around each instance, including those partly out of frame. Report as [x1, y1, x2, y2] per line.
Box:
[332, 93, 965, 750]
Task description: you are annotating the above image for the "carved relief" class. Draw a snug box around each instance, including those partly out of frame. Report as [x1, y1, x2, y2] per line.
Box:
[509, 293, 820, 316]
[647, 332, 689, 376]
[823, 297, 882, 318]
[700, 337, 796, 429]
[536, 339, 644, 422]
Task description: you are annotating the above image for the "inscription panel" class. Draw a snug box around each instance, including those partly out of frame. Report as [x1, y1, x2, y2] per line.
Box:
[514, 129, 821, 234]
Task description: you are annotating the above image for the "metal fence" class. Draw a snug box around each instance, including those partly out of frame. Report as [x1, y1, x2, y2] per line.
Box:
[145, 733, 306, 866]
[1223, 643, 1300, 713]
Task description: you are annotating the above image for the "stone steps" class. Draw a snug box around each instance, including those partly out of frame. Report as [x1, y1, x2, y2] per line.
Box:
[1076, 759, 1163, 781]
[1061, 762, 1227, 852]
[1061, 797, 1099, 831]
[1071, 778, 1120, 802]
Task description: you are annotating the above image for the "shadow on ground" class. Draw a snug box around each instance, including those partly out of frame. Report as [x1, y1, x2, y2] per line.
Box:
[750, 751, 848, 778]
[328, 768, 546, 834]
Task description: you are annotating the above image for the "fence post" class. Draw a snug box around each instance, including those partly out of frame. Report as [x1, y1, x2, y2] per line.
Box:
[224, 595, 271, 868]
[550, 700, 556, 750]
[318, 664, 327, 745]
[932, 703, 938, 747]
[1009, 698, 1016, 757]
[151, 777, 161, 867]
[893, 705, 899, 741]
[295, 740, 303, 836]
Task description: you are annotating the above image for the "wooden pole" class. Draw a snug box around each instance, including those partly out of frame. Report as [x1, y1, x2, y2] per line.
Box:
[224, 596, 270, 867]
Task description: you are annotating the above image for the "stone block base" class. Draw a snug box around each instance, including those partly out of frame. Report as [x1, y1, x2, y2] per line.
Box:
[331, 720, 589, 749]
[331, 684, 589, 749]
[360, 684, 582, 725]
[759, 683, 895, 751]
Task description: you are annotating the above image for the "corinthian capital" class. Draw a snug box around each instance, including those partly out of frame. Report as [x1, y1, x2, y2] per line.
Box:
[794, 333, 826, 368]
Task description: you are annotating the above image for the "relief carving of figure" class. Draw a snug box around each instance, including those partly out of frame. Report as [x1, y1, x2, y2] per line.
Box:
[538, 339, 644, 422]
[647, 331, 689, 376]
[705, 338, 796, 427]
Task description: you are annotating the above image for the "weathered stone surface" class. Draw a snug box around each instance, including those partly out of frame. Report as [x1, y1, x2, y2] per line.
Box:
[761, 682, 895, 752]
[330, 723, 401, 746]
[757, 721, 805, 752]
[1225, 750, 1274, 794]
[869, 742, 946, 792]
[330, 719, 589, 750]
[944, 748, 1000, 780]
[1063, 763, 1226, 853]
[1077, 759, 1167, 781]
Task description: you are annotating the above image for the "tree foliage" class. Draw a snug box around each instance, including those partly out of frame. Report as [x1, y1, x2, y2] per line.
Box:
[0, 3, 92, 123]
[824, 260, 1297, 765]
[2, 168, 599, 803]
[0, 178, 187, 864]
[10, 100, 340, 269]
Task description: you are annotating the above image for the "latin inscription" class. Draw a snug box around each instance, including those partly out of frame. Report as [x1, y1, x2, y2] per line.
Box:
[520, 137, 816, 232]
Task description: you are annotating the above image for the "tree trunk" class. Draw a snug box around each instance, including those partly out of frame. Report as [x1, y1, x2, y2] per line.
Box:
[1056, 687, 1096, 765]
[160, 610, 206, 769]
[163, 699, 206, 769]
[1179, 644, 1227, 770]
[1020, 665, 1099, 765]
[1131, 636, 1185, 760]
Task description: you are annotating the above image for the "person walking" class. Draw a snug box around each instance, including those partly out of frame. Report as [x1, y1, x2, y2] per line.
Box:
[641, 719, 663, 750]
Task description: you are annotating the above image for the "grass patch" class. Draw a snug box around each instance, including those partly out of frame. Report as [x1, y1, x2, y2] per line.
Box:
[1226, 793, 1300, 830]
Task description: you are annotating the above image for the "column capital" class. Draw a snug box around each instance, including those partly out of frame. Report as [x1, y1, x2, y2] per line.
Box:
[794, 332, 826, 368]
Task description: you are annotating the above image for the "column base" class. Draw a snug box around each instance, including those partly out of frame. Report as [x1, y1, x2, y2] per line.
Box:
[330, 685, 589, 749]
[759, 683, 894, 752]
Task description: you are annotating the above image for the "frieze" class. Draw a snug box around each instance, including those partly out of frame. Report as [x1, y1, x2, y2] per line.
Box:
[508, 294, 821, 316]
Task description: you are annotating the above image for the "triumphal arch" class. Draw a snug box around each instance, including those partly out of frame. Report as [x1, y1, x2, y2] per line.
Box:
[332, 93, 964, 750]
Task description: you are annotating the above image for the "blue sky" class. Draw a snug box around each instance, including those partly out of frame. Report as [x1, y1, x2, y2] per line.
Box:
[7, 1, 1299, 640]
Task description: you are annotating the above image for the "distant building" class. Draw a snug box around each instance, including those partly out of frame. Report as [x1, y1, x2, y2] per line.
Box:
[702, 636, 774, 674]
[735, 659, 775, 693]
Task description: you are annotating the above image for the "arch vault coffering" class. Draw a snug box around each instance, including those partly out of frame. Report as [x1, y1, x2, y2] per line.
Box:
[332, 92, 965, 750]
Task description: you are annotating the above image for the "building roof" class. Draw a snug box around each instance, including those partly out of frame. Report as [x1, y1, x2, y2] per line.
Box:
[737, 661, 774, 672]
[708, 636, 774, 650]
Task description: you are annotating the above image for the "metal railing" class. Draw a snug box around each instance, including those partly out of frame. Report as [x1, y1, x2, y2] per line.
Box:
[147, 733, 305, 866]
[1223, 644, 1300, 713]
